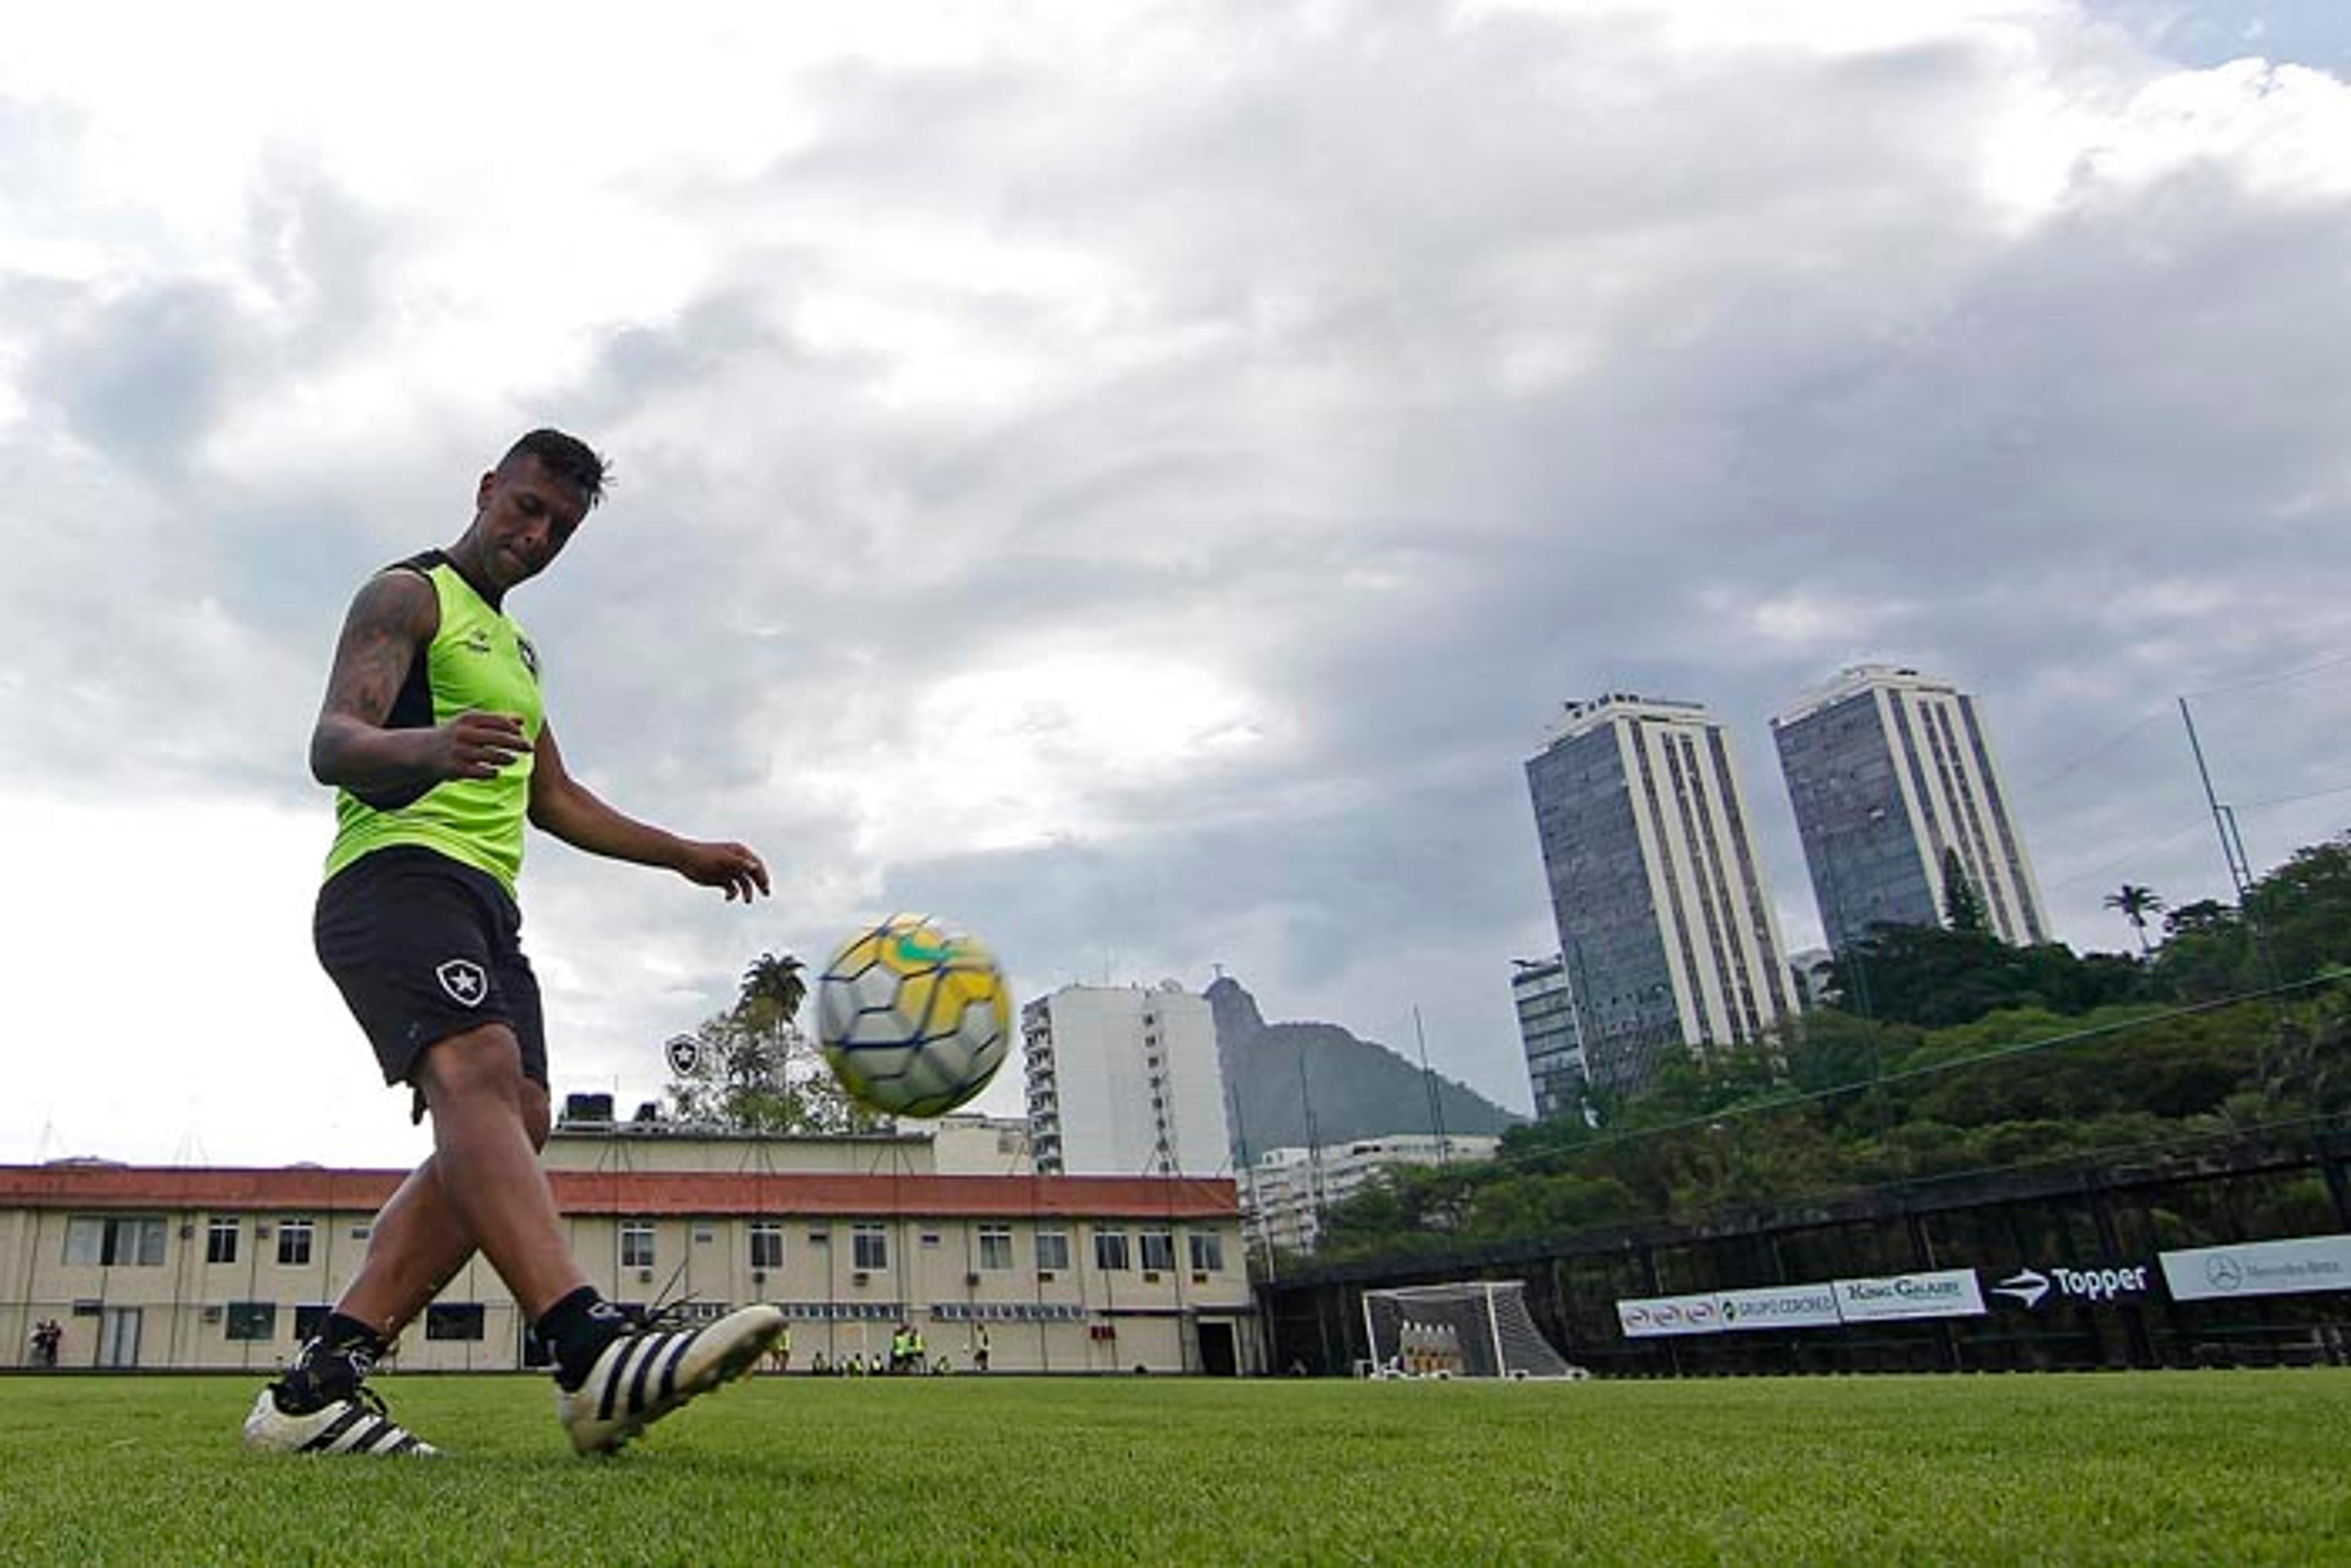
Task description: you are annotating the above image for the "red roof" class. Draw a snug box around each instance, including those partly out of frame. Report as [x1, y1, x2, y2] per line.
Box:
[0, 1165, 1239, 1221]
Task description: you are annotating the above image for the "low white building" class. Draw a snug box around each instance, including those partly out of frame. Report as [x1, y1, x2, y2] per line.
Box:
[1243, 1133, 1502, 1256]
[0, 1118, 1256, 1376]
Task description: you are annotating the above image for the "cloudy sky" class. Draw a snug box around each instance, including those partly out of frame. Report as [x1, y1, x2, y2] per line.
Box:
[4, 0, 2347, 1171]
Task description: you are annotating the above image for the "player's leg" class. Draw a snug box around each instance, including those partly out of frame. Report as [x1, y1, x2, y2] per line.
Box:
[330, 1076, 555, 1338]
[241, 1063, 554, 1457]
[411, 1024, 587, 1319]
[415, 1007, 784, 1455]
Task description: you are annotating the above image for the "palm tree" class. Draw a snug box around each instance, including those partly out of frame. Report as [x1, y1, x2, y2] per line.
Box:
[2104, 884, 2166, 956]
[738, 951, 808, 1024]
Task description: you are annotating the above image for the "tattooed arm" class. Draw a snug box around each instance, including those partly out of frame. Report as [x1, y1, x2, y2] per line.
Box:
[309, 568, 530, 796]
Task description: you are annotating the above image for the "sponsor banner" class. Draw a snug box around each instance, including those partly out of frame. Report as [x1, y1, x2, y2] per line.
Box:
[1719, 1284, 1842, 1332]
[1616, 1292, 1727, 1339]
[1989, 1264, 2153, 1309]
[2161, 1234, 2351, 1302]
[1833, 1269, 1986, 1323]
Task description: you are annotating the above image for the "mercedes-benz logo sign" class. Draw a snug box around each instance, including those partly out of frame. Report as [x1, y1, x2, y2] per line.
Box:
[664, 1034, 702, 1076]
[2205, 1255, 2245, 1294]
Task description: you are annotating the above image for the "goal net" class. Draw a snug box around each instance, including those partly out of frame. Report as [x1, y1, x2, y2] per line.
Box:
[1361, 1281, 1580, 1379]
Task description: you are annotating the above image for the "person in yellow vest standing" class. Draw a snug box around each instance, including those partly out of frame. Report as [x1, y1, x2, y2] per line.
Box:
[242, 430, 784, 1458]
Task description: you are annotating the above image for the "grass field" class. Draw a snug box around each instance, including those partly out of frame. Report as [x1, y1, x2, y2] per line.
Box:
[2, 1370, 2347, 1565]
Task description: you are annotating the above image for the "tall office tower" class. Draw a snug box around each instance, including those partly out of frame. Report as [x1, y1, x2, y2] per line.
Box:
[1510, 955, 1587, 1121]
[1022, 982, 1231, 1176]
[1525, 694, 1798, 1095]
[1772, 664, 2048, 952]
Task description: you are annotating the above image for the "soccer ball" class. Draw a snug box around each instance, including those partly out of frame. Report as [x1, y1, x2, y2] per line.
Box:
[814, 913, 1012, 1117]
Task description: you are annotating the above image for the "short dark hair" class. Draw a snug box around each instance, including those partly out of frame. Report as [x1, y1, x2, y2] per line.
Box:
[501, 428, 611, 510]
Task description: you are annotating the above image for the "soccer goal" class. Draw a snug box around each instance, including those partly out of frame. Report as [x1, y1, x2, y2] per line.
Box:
[1361, 1281, 1583, 1380]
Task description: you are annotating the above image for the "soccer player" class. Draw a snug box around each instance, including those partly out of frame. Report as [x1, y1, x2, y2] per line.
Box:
[243, 430, 786, 1457]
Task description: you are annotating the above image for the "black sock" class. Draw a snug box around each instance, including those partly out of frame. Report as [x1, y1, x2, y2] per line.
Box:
[272, 1313, 388, 1414]
[536, 1287, 628, 1391]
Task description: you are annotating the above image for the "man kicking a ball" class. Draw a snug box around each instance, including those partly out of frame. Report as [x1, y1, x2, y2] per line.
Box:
[244, 429, 784, 1457]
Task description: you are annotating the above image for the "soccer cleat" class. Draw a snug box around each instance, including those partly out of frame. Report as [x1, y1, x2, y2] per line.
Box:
[556, 1303, 786, 1455]
[242, 1385, 438, 1456]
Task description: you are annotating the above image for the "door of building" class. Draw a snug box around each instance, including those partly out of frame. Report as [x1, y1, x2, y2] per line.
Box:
[1197, 1319, 1238, 1376]
[99, 1307, 142, 1368]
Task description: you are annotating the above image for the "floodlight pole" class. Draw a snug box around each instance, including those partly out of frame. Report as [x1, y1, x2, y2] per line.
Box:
[1414, 1006, 1449, 1167]
[2179, 696, 2283, 991]
[2180, 697, 2254, 898]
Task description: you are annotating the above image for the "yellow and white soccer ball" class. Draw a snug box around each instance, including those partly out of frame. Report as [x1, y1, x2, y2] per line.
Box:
[814, 913, 1011, 1117]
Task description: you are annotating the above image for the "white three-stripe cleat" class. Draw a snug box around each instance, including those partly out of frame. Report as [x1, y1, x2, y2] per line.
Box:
[557, 1303, 786, 1455]
[242, 1386, 439, 1456]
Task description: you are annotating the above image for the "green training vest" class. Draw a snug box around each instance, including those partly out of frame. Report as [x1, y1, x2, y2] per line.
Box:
[323, 555, 544, 894]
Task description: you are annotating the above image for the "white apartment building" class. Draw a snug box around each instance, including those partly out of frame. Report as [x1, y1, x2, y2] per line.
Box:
[1772, 664, 2049, 951]
[1526, 694, 1798, 1093]
[1023, 983, 1231, 1178]
[1243, 1133, 1502, 1255]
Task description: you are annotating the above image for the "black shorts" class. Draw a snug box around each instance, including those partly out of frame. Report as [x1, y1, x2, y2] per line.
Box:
[313, 846, 549, 1098]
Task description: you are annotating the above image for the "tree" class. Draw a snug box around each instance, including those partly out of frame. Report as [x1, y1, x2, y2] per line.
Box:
[738, 951, 808, 1029]
[662, 950, 884, 1134]
[2103, 884, 2165, 956]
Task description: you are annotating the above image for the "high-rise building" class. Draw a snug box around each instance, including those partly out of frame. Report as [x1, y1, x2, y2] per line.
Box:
[1772, 664, 2047, 952]
[1510, 955, 1586, 1120]
[1524, 694, 1798, 1095]
[1022, 982, 1231, 1176]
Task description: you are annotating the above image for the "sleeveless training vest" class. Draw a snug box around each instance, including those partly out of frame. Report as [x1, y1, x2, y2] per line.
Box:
[322, 552, 544, 894]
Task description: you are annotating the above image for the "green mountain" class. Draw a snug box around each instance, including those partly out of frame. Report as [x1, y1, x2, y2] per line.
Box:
[1207, 975, 1522, 1158]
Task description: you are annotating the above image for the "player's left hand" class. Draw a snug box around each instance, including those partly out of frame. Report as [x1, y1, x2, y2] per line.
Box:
[678, 840, 770, 902]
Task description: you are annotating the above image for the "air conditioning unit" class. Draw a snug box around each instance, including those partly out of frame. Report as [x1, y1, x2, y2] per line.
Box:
[1037, 1270, 1056, 1282]
[255, 1223, 272, 1238]
[852, 1271, 870, 1286]
[178, 1223, 195, 1240]
[751, 1270, 768, 1286]
[965, 1272, 981, 1288]
[1142, 1272, 1161, 1283]
[200, 1305, 223, 1324]
[1191, 1272, 1209, 1285]
[636, 1269, 654, 1283]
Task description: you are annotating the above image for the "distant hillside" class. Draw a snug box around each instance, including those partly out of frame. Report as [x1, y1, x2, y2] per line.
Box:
[1207, 976, 1521, 1157]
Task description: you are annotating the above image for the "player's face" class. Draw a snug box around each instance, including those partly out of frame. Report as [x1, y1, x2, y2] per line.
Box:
[473, 456, 589, 590]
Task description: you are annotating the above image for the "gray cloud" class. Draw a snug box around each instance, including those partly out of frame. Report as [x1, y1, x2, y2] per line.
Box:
[3, 6, 2348, 1132]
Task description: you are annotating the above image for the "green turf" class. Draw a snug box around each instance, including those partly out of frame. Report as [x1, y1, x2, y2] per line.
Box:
[1, 1370, 2345, 1565]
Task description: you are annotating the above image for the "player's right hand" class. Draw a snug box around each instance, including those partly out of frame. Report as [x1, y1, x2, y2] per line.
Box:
[429, 711, 533, 780]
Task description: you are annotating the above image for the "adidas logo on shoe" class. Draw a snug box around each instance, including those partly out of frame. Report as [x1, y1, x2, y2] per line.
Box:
[242, 1386, 438, 1456]
[557, 1303, 786, 1455]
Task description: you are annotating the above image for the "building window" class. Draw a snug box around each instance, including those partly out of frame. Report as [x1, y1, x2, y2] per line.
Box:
[1035, 1229, 1071, 1273]
[275, 1220, 315, 1267]
[977, 1224, 1014, 1271]
[206, 1217, 239, 1265]
[224, 1302, 277, 1341]
[852, 1223, 889, 1272]
[1188, 1231, 1225, 1273]
[425, 1304, 486, 1341]
[620, 1223, 656, 1271]
[62, 1215, 166, 1267]
[749, 1222, 784, 1271]
[1093, 1229, 1130, 1272]
[1138, 1230, 1176, 1273]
